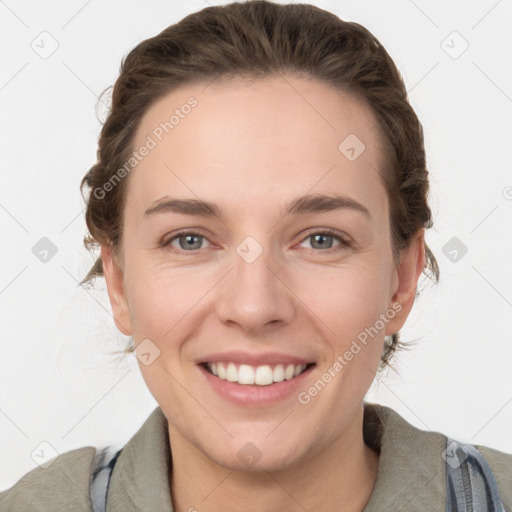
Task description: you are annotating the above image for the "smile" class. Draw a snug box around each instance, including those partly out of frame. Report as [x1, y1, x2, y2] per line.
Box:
[204, 362, 311, 386]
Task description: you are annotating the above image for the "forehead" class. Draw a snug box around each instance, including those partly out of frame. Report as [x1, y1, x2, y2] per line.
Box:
[127, 74, 388, 218]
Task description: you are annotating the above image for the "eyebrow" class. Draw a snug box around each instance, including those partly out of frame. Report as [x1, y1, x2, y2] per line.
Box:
[143, 193, 371, 220]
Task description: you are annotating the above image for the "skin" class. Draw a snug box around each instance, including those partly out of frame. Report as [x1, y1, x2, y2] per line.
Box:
[102, 74, 425, 511]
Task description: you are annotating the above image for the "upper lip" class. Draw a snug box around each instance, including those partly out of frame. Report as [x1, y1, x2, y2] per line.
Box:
[197, 351, 314, 366]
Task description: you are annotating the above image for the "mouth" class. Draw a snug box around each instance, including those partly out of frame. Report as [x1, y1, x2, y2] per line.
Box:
[201, 361, 315, 386]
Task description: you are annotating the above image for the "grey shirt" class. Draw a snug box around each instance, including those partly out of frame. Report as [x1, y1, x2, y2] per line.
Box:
[1, 402, 510, 511]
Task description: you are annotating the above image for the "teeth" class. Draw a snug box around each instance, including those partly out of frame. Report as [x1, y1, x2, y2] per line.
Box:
[255, 365, 273, 386]
[206, 362, 308, 386]
[226, 363, 238, 382]
[284, 364, 295, 380]
[273, 364, 285, 383]
[238, 364, 255, 385]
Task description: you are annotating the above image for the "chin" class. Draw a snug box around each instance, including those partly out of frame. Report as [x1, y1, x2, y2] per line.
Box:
[197, 432, 311, 474]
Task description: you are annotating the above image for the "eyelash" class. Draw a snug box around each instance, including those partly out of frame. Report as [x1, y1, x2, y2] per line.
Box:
[160, 228, 352, 254]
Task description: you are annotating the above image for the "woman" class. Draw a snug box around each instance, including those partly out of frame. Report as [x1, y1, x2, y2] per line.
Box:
[1, 1, 510, 510]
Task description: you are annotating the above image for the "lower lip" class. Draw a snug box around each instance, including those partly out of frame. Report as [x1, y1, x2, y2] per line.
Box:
[199, 365, 314, 406]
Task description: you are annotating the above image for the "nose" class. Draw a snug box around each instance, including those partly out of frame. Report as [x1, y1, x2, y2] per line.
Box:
[215, 240, 295, 334]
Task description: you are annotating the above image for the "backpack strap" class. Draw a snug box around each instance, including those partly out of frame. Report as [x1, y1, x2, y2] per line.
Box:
[445, 437, 506, 511]
[89, 446, 123, 512]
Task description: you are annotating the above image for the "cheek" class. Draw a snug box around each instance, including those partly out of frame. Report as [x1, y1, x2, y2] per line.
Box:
[124, 260, 208, 339]
[291, 261, 392, 337]
[290, 265, 392, 391]
[123, 239, 395, 355]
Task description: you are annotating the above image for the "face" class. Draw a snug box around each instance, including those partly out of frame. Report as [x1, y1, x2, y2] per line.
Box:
[102, 74, 424, 472]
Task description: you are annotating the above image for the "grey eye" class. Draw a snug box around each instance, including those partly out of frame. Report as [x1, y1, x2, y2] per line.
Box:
[167, 233, 206, 251]
[309, 233, 335, 250]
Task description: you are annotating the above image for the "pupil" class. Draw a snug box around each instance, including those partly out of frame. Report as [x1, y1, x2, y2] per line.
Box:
[313, 234, 331, 249]
[181, 235, 201, 250]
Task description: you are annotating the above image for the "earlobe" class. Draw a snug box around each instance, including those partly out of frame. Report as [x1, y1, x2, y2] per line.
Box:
[101, 244, 133, 336]
[385, 229, 426, 336]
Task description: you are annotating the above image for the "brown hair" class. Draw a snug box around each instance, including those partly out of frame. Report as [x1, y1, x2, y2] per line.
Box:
[80, 0, 439, 372]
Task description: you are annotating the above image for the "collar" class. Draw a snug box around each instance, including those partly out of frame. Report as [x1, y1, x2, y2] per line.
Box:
[106, 402, 446, 511]
[362, 403, 446, 510]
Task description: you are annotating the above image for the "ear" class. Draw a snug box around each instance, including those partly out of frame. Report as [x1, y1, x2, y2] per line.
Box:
[385, 228, 426, 336]
[101, 244, 133, 336]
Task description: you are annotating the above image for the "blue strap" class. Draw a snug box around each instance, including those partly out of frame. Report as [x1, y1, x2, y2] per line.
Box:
[89, 446, 123, 512]
[445, 437, 506, 511]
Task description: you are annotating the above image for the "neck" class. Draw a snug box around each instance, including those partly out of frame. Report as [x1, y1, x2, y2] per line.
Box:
[168, 403, 380, 512]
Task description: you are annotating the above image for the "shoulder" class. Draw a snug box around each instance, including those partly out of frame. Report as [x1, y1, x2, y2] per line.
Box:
[363, 402, 512, 510]
[0, 446, 96, 512]
[474, 443, 512, 509]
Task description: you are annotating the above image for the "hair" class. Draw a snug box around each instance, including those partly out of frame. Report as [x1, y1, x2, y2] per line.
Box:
[80, 0, 439, 373]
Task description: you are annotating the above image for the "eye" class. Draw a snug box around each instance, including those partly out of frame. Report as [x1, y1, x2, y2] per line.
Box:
[298, 229, 351, 252]
[162, 231, 211, 252]
[161, 228, 351, 254]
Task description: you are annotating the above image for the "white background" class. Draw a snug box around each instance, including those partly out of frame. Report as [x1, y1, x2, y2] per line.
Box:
[1, 0, 511, 490]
